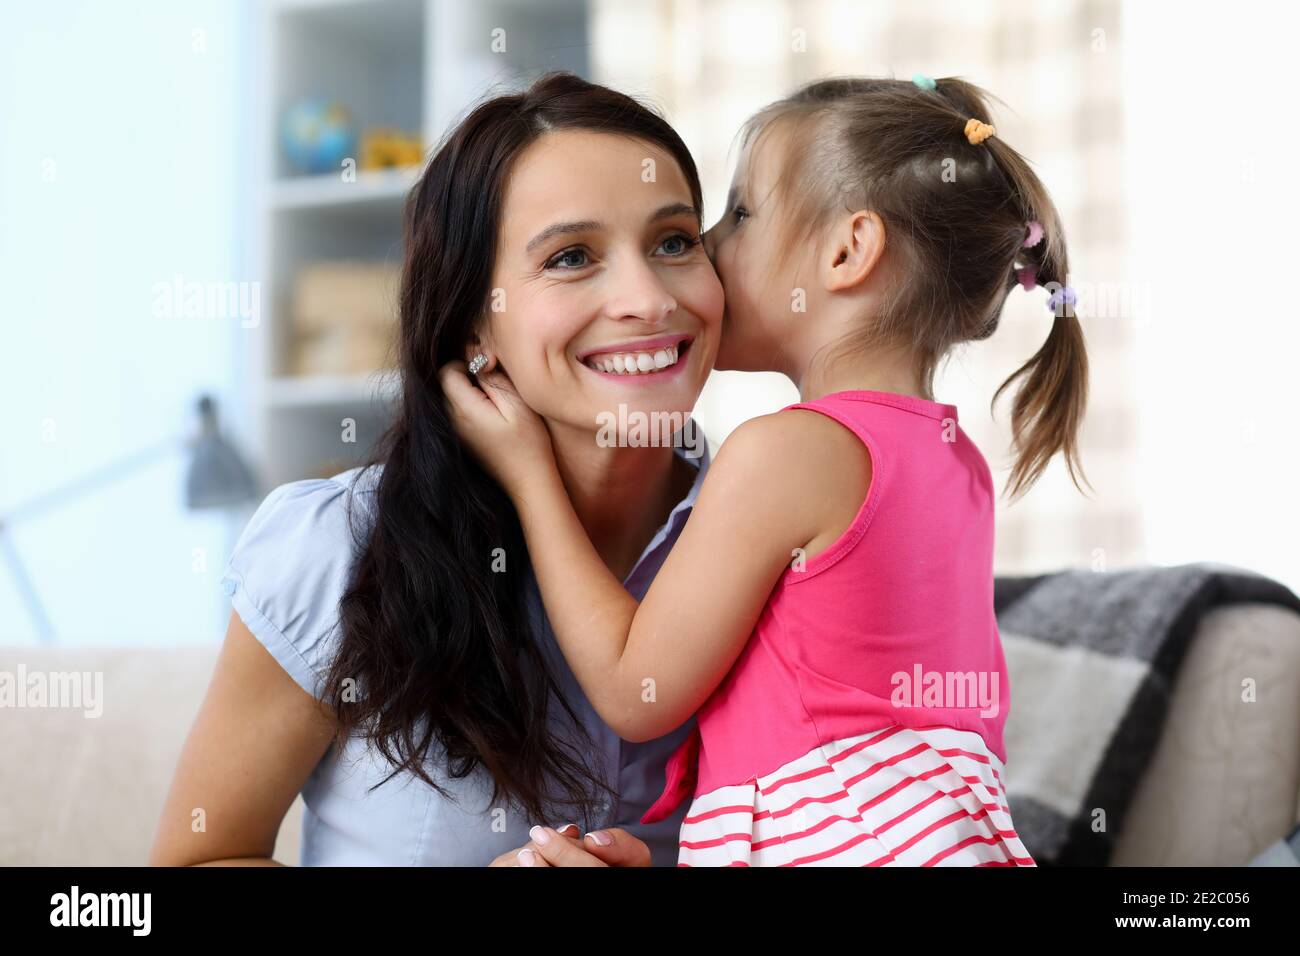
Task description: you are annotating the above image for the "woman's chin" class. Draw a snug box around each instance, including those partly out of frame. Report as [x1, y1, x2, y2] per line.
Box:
[578, 383, 702, 452]
[587, 392, 697, 424]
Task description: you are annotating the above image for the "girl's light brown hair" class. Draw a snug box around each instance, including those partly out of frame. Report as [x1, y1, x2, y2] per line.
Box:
[743, 76, 1089, 500]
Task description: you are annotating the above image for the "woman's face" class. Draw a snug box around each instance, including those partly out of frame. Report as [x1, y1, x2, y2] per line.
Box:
[481, 130, 722, 437]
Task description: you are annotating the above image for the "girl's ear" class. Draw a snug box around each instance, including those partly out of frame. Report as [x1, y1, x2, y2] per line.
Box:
[823, 210, 886, 293]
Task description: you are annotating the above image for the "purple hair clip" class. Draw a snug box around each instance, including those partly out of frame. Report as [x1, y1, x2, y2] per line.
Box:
[1047, 285, 1077, 315]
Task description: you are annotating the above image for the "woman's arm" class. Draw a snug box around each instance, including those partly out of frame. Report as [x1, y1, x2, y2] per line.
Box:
[148, 610, 337, 866]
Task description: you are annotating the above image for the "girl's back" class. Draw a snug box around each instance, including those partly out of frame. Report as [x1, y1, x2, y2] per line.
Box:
[643, 390, 1030, 867]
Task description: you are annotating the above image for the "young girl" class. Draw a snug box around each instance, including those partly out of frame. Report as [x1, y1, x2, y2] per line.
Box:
[442, 76, 1086, 866]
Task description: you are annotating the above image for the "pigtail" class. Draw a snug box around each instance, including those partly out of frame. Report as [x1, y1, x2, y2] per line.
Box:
[986, 137, 1091, 500]
[991, 300, 1090, 500]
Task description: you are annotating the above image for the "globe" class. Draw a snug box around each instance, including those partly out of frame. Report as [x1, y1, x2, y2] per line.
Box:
[281, 99, 356, 175]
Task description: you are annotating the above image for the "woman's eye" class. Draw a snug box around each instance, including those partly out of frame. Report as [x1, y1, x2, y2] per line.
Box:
[733, 206, 750, 223]
[546, 247, 589, 270]
[657, 233, 699, 256]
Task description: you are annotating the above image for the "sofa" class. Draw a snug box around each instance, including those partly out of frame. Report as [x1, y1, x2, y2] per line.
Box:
[0, 642, 304, 866]
[2, 600, 1298, 866]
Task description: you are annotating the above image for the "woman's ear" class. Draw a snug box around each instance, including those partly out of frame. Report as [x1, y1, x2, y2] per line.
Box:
[464, 326, 500, 375]
[823, 210, 886, 293]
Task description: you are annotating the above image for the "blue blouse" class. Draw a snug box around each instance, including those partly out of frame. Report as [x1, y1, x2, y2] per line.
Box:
[219, 443, 709, 866]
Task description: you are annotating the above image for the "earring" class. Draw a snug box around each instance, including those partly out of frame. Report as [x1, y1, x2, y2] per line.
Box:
[467, 354, 488, 376]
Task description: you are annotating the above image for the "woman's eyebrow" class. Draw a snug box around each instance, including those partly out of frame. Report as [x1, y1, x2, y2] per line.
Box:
[525, 219, 602, 253]
[524, 203, 699, 254]
[649, 201, 698, 223]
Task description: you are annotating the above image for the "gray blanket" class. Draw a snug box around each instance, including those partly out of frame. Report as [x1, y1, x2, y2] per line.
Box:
[993, 562, 1300, 866]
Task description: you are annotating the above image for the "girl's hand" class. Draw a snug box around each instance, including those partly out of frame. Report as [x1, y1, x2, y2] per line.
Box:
[439, 358, 556, 498]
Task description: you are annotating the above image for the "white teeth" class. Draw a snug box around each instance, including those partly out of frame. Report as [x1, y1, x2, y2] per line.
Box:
[583, 343, 687, 375]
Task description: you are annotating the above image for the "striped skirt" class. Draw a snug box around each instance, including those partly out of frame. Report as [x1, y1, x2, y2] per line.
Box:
[676, 723, 1036, 867]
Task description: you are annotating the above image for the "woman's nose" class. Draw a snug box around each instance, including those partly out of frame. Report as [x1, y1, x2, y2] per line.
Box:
[606, 258, 677, 324]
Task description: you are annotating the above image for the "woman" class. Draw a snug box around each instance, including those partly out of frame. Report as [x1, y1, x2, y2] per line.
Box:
[148, 72, 723, 866]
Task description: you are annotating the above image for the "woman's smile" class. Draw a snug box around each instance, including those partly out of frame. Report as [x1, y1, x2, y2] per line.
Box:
[576, 333, 695, 383]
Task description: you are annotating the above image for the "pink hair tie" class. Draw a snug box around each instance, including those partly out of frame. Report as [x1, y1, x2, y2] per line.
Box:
[1023, 220, 1044, 248]
[1016, 266, 1037, 291]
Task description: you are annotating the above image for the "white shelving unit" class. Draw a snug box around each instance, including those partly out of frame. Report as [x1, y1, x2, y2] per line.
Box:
[246, 0, 589, 489]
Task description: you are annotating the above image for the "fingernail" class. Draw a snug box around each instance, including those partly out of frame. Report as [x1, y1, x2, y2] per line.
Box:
[516, 848, 537, 867]
[529, 825, 551, 846]
[555, 822, 580, 835]
[584, 830, 612, 847]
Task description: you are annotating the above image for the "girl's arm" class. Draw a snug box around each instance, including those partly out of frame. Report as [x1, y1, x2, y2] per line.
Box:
[513, 413, 815, 740]
[440, 363, 854, 742]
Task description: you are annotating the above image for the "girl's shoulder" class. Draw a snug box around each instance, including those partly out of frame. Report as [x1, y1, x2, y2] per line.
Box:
[719, 404, 875, 475]
[219, 464, 383, 701]
[703, 408, 872, 553]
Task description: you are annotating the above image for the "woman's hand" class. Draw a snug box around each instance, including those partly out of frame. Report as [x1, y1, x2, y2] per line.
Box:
[488, 825, 654, 867]
[439, 359, 558, 499]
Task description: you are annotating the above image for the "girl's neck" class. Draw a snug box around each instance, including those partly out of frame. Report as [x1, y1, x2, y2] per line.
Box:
[545, 423, 693, 582]
[795, 341, 929, 404]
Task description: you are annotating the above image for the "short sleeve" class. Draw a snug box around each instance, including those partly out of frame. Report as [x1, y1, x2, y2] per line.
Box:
[219, 472, 373, 702]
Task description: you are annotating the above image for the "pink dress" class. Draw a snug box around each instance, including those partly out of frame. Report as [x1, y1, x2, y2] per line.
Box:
[640, 390, 1036, 866]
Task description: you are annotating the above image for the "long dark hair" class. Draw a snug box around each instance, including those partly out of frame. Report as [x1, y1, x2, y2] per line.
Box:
[745, 77, 1088, 500]
[322, 72, 705, 829]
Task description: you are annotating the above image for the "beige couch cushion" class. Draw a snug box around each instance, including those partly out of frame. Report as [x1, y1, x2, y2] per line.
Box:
[0, 643, 303, 866]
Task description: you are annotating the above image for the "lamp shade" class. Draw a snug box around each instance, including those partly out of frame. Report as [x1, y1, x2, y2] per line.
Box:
[185, 395, 257, 509]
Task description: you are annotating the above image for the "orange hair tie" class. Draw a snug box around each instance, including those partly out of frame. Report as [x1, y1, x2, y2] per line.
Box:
[964, 118, 995, 145]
